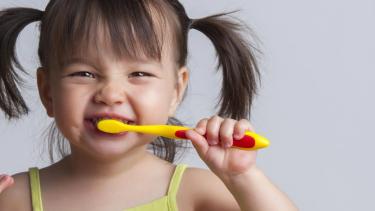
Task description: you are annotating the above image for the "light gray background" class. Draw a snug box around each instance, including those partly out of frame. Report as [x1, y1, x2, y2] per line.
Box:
[1, 0, 374, 210]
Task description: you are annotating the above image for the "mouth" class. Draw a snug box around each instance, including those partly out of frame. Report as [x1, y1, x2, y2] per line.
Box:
[84, 114, 136, 137]
[89, 117, 135, 129]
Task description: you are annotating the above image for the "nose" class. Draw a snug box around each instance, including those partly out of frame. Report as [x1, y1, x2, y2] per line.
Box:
[94, 80, 126, 106]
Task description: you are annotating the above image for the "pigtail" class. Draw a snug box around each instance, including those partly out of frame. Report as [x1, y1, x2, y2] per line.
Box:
[0, 7, 43, 119]
[190, 12, 260, 120]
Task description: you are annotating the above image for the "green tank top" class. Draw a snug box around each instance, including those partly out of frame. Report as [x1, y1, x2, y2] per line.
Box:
[29, 164, 188, 211]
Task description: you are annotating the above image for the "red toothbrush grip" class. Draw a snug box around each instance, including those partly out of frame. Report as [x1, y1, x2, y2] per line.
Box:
[175, 130, 255, 149]
[232, 135, 256, 148]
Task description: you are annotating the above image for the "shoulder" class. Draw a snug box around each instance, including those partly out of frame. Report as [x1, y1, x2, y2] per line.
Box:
[178, 166, 240, 211]
[0, 171, 32, 211]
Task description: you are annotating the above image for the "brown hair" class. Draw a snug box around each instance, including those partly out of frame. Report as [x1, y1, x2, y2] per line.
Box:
[0, 0, 260, 163]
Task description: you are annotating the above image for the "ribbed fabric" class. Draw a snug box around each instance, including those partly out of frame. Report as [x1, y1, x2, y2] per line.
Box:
[28, 164, 187, 211]
[29, 167, 44, 211]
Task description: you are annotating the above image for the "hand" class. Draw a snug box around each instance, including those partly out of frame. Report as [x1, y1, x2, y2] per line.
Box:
[0, 175, 14, 194]
[185, 116, 257, 182]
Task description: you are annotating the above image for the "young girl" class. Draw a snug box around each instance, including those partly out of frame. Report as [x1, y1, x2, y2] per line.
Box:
[0, 0, 297, 210]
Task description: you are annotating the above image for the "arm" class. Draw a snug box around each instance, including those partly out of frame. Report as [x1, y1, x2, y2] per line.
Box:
[224, 166, 298, 211]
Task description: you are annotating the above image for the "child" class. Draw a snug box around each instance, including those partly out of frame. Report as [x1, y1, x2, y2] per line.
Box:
[0, 0, 297, 210]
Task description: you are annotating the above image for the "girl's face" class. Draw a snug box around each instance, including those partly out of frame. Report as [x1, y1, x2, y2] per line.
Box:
[37, 44, 188, 160]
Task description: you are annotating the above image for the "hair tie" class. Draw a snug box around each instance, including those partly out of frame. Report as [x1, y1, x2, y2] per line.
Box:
[188, 18, 193, 29]
[39, 10, 45, 21]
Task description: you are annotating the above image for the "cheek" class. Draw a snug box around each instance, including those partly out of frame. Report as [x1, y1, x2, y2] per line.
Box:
[131, 83, 175, 124]
[51, 83, 92, 134]
[55, 84, 89, 113]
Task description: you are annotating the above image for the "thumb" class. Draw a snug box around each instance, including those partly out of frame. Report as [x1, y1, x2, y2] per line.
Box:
[185, 129, 209, 158]
[0, 175, 14, 193]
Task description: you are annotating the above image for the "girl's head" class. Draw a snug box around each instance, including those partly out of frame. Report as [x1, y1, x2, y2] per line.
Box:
[0, 0, 259, 163]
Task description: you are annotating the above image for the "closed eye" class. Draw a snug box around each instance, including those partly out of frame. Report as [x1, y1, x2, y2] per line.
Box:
[69, 71, 96, 78]
[67, 71, 153, 79]
[129, 72, 153, 78]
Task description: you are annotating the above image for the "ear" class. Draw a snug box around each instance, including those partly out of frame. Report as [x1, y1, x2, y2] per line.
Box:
[36, 67, 54, 117]
[169, 67, 189, 117]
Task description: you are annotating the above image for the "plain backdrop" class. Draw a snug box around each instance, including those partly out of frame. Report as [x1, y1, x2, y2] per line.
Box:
[1, 0, 374, 210]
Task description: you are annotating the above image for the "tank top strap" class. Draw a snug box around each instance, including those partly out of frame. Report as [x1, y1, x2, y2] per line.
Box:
[29, 167, 44, 211]
[166, 164, 187, 210]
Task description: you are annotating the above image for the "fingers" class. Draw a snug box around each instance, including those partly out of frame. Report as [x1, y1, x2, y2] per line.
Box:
[205, 116, 223, 145]
[233, 118, 255, 140]
[186, 115, 255, 154]
[219, 118, 237, 148]
[0, 175, 14, 193]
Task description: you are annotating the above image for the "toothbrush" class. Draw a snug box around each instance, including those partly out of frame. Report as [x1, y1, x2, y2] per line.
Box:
[97, 119, 270, 150]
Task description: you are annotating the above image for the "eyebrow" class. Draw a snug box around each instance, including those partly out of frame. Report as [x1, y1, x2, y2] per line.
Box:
[61, 57, 99, 70]
[61, 57, 162, 70]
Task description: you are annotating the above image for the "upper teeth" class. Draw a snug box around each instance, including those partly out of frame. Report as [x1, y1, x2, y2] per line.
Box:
[93, 117, 131, 124]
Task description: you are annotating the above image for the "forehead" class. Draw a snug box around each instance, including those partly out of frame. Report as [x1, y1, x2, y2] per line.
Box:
[60, 29, 174, 71]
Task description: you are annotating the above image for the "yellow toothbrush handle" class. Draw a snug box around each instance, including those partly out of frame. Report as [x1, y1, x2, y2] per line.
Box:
[130, 124, 190, 139]
[97, 120, 270, 150]
[97, 119, 189, 139]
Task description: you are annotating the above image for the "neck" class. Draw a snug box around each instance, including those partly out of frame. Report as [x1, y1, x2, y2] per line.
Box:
[60, 146, 155, 180]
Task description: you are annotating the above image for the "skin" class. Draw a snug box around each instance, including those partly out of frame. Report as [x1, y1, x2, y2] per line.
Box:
[0, 24, 297, 211]
[0, 175, 14, 194]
